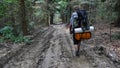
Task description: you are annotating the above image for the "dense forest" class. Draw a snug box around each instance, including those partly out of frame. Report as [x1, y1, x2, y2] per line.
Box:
[0, 0, 120, 68]
[0, 0, 119, 43]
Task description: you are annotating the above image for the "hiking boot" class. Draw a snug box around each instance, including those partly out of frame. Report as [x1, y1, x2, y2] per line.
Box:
[75, 51, 80, 56]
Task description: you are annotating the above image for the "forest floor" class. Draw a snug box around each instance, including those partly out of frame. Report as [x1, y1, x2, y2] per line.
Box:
[0, 22, 120, 68]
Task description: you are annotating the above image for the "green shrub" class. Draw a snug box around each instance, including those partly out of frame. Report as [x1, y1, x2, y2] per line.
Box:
[112, 33, 120, 40]
[0, 26, 30, 43]
[0, 37, 4, 43]
[0, 26, 14, 39]
[13, 36, 30, 43]
[96, 0, 117, 22]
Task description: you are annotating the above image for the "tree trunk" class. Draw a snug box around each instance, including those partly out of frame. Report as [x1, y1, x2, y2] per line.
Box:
[66, 0, 72, 23]
[19, 0, 28, 35]
[11, 13, 17, 35]
[45, 0, 50, 26]
[115, 15, 120, 27]
[114, 0, 120, 27]
[61, 12, 65, 23]
[50, 13, 54, 24]
[67, 4, 72, 23]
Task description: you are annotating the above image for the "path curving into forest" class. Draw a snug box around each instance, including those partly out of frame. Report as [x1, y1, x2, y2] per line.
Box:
[3, 24, 117, 68]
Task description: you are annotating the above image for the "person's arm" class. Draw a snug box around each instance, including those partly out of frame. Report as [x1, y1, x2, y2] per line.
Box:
[70, 15, 74, 26]
[70, 12, 78, 28]
[69, 12, 78, 34]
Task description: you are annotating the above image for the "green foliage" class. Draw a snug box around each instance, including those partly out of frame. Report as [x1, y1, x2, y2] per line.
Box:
[112, 33, 120, 40]
[0, 37, 4, 43]
[57, 1, 67, 9]
[0, 26, 30, 43]
[0, 0, 34, 43]
[0, 0, 17, 18]
[101, 0, 106, 2]
[0, 2, 7, 18]
[96, 0, 117, 22]
[34, 0, 68, 24]
[4, 0, 17, 3]
[0, 26, 13, 39]
[13, 36, 30, 43]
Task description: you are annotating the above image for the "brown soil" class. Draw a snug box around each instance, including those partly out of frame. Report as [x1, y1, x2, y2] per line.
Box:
[0, 23, 119, 68]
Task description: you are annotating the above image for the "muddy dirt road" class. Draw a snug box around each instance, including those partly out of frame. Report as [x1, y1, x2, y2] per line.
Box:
[3, 24, 117, 68]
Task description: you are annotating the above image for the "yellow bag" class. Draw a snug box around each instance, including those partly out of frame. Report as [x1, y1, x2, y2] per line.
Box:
[75, 32, 91, 40]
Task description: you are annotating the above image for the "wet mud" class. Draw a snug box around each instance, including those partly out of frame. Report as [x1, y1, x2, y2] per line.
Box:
[2, 25, 118, 68]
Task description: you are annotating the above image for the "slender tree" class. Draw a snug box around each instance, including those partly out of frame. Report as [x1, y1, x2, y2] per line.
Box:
[66, 0, 72, 23]
[19, 0, 28, 35]
[49, 0, 55, 24]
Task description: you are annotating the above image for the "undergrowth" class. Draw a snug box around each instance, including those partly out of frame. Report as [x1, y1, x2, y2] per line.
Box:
[0, 26, 31, 43]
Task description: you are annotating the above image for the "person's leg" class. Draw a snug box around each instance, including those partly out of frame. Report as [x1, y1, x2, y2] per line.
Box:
[74, 40, 80, 56]
[73, 33, 81, 56]
[75, 43, 80, 56]
[73, 34, 78, 51]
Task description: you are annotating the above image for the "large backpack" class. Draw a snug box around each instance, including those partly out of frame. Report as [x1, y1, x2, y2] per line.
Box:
[75, 10, 89, 30]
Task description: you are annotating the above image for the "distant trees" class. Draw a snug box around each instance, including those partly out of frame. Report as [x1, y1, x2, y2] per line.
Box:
[37, 0, 69, 25]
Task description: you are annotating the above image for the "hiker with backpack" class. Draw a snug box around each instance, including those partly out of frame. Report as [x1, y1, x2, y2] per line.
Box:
[69, 5, 90, 56]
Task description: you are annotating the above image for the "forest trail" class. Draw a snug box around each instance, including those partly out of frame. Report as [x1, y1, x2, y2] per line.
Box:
[3, 24, 117, 68]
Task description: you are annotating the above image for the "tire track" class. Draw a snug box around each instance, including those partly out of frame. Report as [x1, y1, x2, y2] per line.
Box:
[3, 24, 117, 68]
[3, 26, 55, 68]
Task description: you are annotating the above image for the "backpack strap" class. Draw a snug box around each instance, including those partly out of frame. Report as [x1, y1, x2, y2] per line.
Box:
[76, 10, 90, 30]
[77, 10, 84, 19]
[76, 10, 85, 27]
